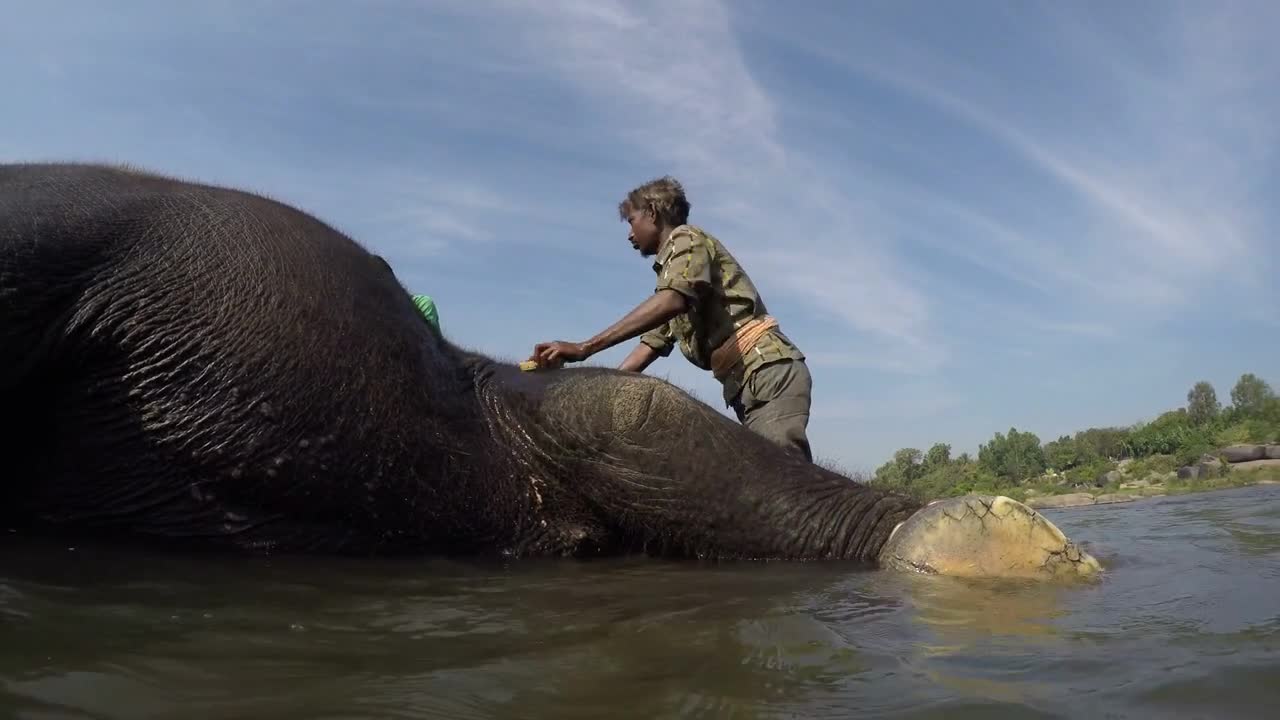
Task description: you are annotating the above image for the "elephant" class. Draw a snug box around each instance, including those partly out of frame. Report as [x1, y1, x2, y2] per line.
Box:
[0, 162, 1100, 580]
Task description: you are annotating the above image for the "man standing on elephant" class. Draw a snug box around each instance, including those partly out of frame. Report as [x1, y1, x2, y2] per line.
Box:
[529, 176, 814, 462]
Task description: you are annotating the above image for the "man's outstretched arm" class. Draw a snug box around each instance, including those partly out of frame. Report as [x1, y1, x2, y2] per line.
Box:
[531, 289, 687, 367]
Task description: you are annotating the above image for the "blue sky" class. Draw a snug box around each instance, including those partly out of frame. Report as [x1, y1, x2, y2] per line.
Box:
[4, 1, 1277, 472]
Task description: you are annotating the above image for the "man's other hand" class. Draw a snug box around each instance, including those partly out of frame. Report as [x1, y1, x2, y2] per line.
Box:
[618, 342, 660, 373]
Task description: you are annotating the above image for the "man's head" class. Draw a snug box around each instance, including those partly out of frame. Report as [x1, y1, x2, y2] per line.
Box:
[618, 176, 690, 257]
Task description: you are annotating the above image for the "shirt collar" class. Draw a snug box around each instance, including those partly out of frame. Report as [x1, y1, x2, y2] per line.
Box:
[650, 224, 690, 272]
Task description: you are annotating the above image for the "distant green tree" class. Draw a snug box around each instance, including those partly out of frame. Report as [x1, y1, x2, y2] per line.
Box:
[1231, 373, 1275, 418]
[1186, 380, 1220, 426]
[1125, 410, 1187, 456]
[1073, 427, 1130, 459]
[924, 442, 951, 469]
[866, 369, 1280, 503]
[873, 447, 925, 487]
[1264, 397, 1280, 425]
[977, 427, 1046, 483]
[1044, 435, 1086, 471]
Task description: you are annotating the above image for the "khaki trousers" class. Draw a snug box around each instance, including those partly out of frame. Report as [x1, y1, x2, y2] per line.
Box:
[729, 358, 813, 462]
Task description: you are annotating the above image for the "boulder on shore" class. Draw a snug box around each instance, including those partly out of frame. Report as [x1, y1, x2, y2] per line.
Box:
[1094, 493, 1138, 505]
[1198, 460, 1224, 479]
[1222, 444, 1266, 463]
[1026, 493, 1096, 509]
[1231, 458, 1280, 472]
[1266, 445, 1280, 460]
[1025, 492, 1142, 510]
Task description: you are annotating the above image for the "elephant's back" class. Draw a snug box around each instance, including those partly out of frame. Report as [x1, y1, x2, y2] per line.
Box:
[11, 162, 436, 413]
[6, 163, 482, 550]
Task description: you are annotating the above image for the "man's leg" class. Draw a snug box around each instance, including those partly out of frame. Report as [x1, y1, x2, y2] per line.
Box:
[731, 359, 814, 462]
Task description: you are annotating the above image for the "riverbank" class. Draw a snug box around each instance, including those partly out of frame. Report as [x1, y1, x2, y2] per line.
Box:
[1017, 463, 1280, 510]
[861, 379, 1279, 509]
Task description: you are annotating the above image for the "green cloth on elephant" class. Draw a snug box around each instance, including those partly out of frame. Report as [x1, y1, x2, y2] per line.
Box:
[411, 294, 440, 331]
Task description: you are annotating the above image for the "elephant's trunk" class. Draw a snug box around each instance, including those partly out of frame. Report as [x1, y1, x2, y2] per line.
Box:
[483, 364, 923, 562]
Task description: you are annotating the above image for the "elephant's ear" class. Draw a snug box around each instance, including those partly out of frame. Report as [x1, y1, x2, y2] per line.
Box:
[372, 254, 395, 276]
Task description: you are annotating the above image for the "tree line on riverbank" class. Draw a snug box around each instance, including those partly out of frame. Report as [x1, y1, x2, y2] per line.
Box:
[866, 372, 1280, 503]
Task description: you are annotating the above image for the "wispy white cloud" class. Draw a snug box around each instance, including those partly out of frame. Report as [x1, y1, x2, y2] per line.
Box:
[438, 0, 944, 374]
[367, 179, 518, 249]
[760, 1, 1275, 321]
[817, 384, 966, 425]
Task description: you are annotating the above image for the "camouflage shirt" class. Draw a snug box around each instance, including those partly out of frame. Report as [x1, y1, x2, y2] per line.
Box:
[639, 224, 804, 405]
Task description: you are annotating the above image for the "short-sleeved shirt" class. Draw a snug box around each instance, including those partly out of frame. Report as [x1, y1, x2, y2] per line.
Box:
[638, 224, 804, 405]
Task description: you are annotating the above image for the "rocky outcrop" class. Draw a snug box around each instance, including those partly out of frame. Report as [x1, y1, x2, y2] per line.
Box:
[1026, 492, 1141, 510]
[1095, 493, 1139, 505]
[1175, 444, 1280, 479]
[1027, 441, 1278, 510]
[1180, 461, 1225, 480]
[1231, 459, 1280, 471]
[1026, 493, 1099, 509]
[1222, 444, 1267, 463]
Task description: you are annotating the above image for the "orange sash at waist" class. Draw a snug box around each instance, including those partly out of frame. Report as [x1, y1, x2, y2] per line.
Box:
[710, 315, 778, 380]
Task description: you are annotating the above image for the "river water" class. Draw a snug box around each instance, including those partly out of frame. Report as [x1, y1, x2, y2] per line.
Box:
[3, 484, 1278, 719]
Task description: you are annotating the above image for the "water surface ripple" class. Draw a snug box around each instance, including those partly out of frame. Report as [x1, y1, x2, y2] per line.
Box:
[3, 485, 1279, 718]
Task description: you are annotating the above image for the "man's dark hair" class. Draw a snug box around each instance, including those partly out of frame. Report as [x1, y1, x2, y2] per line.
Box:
[618, 176, 691, 228]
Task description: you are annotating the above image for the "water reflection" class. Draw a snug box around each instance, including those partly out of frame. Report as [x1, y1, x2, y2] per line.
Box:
[903, 575, 1074, 643]
[3, 485, 1280, 719]
[878, 574, 1079, 710]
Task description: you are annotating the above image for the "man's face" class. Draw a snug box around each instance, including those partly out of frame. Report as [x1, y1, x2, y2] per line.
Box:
[626, 209, 663, 257]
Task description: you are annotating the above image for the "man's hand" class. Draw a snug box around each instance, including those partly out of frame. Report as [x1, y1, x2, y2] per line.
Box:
[530, 340, 590, 368]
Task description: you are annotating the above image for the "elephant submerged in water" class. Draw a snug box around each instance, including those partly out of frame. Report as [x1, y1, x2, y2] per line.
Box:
[0, 163, 1099, 580]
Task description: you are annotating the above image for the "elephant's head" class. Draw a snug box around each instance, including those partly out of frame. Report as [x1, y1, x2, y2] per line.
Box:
[482, 363, 1101, 580]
